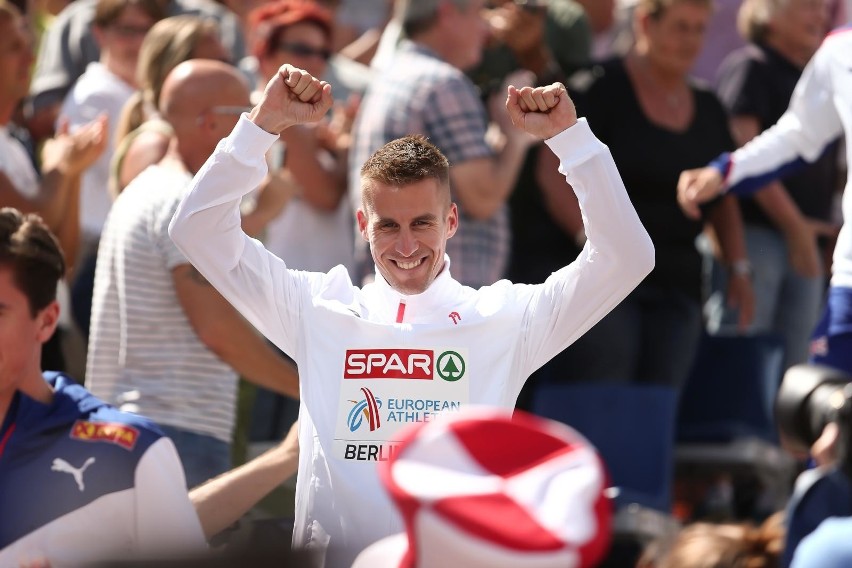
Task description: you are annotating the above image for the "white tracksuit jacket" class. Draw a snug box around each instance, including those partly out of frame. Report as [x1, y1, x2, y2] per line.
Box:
[170, 115, 654, 567]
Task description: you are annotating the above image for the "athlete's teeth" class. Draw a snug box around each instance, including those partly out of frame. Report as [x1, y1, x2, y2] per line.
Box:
[398, 259, 422, 270]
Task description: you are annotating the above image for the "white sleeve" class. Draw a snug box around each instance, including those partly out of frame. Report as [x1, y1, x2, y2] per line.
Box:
[517, 118, 655, 373]
[133, 437, 207, 553]
[169, 116, 322, 354]
[726, 41, 842, 190]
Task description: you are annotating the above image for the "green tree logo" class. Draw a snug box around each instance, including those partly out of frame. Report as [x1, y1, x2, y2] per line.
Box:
[436, 351, 465, 382]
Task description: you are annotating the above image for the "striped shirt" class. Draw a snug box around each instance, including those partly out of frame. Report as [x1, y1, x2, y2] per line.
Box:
[349, 40, 508, 289]
[86, 165, 238, 444]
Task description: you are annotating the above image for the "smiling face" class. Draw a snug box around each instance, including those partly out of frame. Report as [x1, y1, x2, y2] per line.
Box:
[357, 177, 458, 296]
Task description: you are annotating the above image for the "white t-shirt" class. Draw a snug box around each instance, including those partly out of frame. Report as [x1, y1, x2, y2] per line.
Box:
[59, 62, 135, 238]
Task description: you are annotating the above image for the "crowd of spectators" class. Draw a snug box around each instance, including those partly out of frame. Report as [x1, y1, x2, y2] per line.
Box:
[2, 0, 852, 566]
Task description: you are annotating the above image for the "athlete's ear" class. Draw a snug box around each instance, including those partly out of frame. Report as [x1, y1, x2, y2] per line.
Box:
[357, 209, 370, 242]
[445, 203, 459, 239]
[35, 300, 60, 345]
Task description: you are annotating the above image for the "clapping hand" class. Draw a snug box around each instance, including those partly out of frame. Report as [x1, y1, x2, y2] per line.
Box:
[42, 115, 108, 177]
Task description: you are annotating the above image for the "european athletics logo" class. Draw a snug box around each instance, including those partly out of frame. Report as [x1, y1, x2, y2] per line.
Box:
[348, 387, 383, 432]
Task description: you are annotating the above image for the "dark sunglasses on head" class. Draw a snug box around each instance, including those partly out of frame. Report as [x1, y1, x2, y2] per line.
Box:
[273, 42, 332, 61]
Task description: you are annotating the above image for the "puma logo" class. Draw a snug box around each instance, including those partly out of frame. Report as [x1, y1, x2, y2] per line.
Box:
[52, 457, 96, 491]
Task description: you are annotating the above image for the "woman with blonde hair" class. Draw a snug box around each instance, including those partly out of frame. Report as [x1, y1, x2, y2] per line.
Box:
[110, 14, 230, 196]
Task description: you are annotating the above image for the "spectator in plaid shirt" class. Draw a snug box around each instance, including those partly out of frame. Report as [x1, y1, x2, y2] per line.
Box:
[348, 0, 538, 289]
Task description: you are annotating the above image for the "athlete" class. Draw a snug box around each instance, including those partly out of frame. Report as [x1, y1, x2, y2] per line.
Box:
[0, 208, 206, 565]
[0, 206, 307, 564]
[677, 25, 852, 375]
[169, 65, 655, 567]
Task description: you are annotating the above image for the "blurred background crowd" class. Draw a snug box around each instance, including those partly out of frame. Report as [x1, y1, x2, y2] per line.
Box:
[2, 0, 852, 565]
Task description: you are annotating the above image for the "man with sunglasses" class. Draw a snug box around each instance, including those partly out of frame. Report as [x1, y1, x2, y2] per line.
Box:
[86, 58, 300, 489]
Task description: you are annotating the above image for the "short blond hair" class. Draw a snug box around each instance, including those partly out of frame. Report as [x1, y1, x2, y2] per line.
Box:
[360, 135, 451, 211]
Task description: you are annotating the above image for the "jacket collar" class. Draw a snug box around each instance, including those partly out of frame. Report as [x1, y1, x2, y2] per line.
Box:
[369, 255, 464, 323]
[5, 373, 107, 444]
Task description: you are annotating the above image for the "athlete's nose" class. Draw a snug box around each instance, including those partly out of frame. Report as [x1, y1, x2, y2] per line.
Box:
[396, 228, 418, 257]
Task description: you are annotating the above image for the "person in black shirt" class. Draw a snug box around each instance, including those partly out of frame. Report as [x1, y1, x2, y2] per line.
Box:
[547, 0, 753, 389]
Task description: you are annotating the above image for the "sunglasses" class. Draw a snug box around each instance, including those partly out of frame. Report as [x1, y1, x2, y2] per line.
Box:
[209, 106, 252, 115]
[273, 42, 332, 61]
[108, 23, 152, 38]
[196, 106, 252, 125]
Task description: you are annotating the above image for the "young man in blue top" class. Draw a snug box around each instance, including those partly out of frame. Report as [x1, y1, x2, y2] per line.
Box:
[0, 207, 206, 566]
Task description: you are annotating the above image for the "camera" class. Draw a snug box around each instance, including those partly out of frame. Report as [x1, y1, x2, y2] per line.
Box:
[775, 364, 852, 475]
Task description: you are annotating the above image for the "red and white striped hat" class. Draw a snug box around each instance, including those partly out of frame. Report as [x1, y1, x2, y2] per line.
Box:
[352, 407, 612, 568]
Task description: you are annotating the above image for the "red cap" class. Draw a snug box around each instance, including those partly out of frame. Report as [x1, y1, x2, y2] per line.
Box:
[247, 0, 333, 59]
